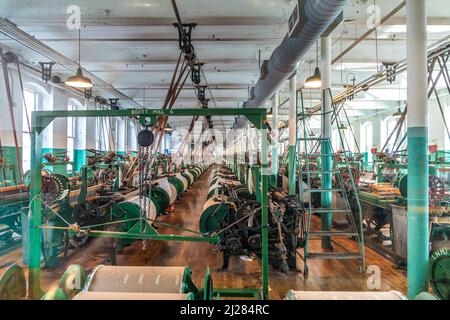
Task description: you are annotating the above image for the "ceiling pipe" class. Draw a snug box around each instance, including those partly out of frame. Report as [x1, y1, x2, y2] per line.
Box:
[0, 17, 141, 109]
[244, 0, 348, 109]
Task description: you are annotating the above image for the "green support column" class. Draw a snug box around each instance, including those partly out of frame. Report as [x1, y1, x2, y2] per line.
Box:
[408, 128, 429, 297]
[29, 122, 43, 299]
[288, 75, 297, 195]
[253, 166, 262, 203]
[320, 36, 332, 249]
[260, 116, 269, 300]
[406, 0, 429, 299]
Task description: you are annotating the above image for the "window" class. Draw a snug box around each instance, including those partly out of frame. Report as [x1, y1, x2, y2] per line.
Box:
[360, 121, 373, 153]
[445, 97, 450, 151]
[22, 90, 39, 173]
[383, 116, 407, 152]
[115, 118, 126, 153]
[332, 127, 355, 152]
[129, 121, 137, 152]
[96, 110, 111, 151]
[67, 103, 76, 161]
[332, 129, 340, 151]
[95, 116, 102, 151]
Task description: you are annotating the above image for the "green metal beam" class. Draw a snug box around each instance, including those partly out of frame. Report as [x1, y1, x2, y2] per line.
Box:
[32, 108, 267, 130]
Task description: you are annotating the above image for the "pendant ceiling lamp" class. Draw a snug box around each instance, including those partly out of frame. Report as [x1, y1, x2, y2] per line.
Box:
[304, 41, 322, 89]
[65, 28, 93, 88]
[164, 125, 174, 134]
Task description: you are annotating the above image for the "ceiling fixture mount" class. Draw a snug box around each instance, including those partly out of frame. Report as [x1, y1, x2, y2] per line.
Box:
[304, 41, 322, 89]
[338, 122, 348, 131]
[392, 107, 403, 118]
[65, 28, 93, 89]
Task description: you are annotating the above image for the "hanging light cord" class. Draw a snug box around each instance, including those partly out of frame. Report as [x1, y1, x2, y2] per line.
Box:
[316, 40, 319, 68]
[78, 28, 81, 67]
[374, 0, 380, 73]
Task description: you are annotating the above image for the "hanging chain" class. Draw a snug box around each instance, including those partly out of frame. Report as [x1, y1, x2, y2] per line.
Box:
[138, 141, 154, 250]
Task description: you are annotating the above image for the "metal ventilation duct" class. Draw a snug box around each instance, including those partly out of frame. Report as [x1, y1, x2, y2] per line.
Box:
[244, 0, 348, 109]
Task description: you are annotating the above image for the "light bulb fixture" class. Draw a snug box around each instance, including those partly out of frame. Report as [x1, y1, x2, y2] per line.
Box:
[338, 122, 348, 131]
[304, 41, 322, 89]
[304, 67, 322, 89]
[65, 28, 93, 89]
[65, 67, 93, 88]
[392, 107, 403, 118]
[164, 125, 174, 134]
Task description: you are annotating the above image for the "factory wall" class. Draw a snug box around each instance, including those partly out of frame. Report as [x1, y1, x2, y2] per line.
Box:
[350, 94, 450, 156]
[428, 95, 450, 150]
[0, 60, 137, 185]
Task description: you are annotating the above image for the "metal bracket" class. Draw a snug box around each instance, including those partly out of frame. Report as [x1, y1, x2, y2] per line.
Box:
[109, 98, 119, 110]
[197, 85, 207, 102]
[32, 114, 54, 132]
[38, 62, 55, 83]
[191, 63, 203, 85]
[383, 62, 398, 84]
[84, 87, 92, 100]
[201, 99, 209, 109]
[173, 23, 197, 62]
[246, 115, 266, 129]
[139, 114, 157, 127]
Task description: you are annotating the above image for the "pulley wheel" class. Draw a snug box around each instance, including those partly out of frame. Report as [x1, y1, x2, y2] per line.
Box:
[0, 264, 27, 300]
[138, 129, 154, 147]
[41, 174, 67, 204]
[399, 174, 446, 205]
[429, 248, 450, 300]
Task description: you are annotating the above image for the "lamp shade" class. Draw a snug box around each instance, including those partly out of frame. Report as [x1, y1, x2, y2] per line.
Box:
[65, 67, 93, 88]
[164, 125, 174, 133]
[304, 67, 322, 89]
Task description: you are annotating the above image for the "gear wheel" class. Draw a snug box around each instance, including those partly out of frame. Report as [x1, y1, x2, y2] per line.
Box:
[41, 174, 68, 204]
[225, 238, 242, 256]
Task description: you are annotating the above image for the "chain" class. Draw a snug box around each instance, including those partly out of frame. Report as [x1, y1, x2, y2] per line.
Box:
[138, 142, 154, 249]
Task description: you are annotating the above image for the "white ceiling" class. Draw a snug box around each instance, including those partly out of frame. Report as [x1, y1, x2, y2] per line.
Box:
[1, 0, 450, 129]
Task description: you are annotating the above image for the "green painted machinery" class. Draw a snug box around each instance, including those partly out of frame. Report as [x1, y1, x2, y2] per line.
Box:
[0, 186, 28, 243]
[398, 173, 447, 206]
[25, 107, 270, 300]
[200, 165, 303, 273]
[40, 264, 211, 300]
[199, 198, 230, 234]
[0, 264, 27, 300]
[110, 166, 209, 249]
[207, 168, 248, 199]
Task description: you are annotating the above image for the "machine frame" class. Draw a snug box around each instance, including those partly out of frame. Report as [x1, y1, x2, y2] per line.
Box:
[28, 107, 270, 300]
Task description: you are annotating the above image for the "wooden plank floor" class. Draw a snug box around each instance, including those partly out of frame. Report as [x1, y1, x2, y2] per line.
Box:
[0, 168, 407, 299]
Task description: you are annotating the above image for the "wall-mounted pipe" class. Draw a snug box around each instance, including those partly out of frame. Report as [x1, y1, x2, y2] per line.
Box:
[244, 0, 348, 109]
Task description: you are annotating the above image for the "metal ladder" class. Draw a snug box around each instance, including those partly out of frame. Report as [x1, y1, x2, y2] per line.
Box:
[297, 90, 365, 277]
